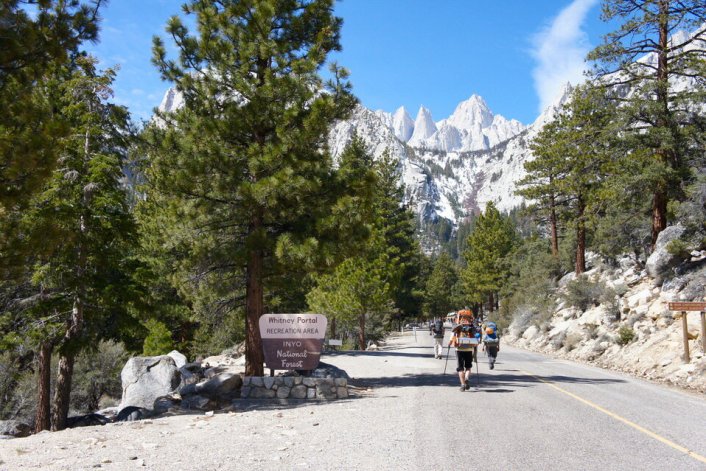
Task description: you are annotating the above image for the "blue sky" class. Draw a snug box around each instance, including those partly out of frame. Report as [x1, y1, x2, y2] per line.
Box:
[87, 0, 609, 125]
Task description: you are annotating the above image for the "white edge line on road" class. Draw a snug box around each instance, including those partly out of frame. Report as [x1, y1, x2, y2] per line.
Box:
[521, 369, 706, 465]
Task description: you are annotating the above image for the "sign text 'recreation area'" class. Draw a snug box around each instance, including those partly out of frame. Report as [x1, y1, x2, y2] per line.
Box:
[259, 314, 327, 370]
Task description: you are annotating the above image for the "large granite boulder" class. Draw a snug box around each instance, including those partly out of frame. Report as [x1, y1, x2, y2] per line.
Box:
[646, 225, 686, 285]
[118, 355, 181, 411]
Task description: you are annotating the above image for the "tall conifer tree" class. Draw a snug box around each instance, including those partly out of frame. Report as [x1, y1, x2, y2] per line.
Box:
[461, 202, 516, 314]
[145, 0, 355, 376]
[21, 57, 135, 431]
[588, 0, 706, 247]
[422, 252, 460, 317]
[306, 147, 416, 349]
[520, 85, 616, 274]
[0, 0, 103, 277]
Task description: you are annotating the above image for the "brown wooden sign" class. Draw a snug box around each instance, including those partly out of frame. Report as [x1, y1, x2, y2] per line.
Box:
[668, 302, 706, 311]
[259, 314, 327, 370]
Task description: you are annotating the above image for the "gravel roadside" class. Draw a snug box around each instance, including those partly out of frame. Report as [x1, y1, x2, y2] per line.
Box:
[0, 331, 439, 471]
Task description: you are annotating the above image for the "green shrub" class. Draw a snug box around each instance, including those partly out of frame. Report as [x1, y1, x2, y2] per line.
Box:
[665, 239, 690, 259]
[562, 276, 613, 312]
[617, 325, 635, 345]
[190, 310, 244, 358]
[71, 340, 128, 413]
[142, 319, 174, 356]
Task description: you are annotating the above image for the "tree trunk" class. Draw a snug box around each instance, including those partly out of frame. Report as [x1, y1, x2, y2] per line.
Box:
[51, 298, 83, 431]
[34, 341, 52, 433]
[358, 313, 366, 350]
[651, 188, 668, 249]
[245, 244, 265, 377]
[487, 292, 495, 313]
[575, 198, 586, 275]
[549, 200, 559, 258]
[330, 317, 337, 340]
[51, 351, 75, 431]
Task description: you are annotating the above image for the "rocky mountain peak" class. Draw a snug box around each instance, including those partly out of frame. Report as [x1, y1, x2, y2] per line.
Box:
[446, 93, 494, 131]
[408, 106, 438, 146]
[392, 106, 414, 142]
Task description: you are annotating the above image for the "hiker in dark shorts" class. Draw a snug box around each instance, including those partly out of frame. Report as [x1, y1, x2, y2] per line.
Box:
[448, 309, 479, 391]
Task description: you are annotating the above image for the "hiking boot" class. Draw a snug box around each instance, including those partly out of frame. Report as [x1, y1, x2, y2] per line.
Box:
[459, 385, 465, 391]
[490, 363, 494, 370]
[464, 381, 470, 390]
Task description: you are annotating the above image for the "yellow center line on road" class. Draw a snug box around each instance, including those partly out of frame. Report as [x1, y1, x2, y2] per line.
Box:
[521, 370, 706, 465]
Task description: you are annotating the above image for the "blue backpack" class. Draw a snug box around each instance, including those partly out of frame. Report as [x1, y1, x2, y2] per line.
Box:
[483, 322, 499, 344]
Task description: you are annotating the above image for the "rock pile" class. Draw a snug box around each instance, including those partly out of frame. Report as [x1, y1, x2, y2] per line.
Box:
[117, 353, 351, 414]
[241, 376, 348, 400]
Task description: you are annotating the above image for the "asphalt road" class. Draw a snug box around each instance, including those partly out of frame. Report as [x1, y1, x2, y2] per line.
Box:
[1, 329, 705, 471]
[320, 328, 706, 470]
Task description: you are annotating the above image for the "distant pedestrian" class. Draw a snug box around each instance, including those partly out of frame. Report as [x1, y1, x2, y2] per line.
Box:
[449, 309, 480, 391]
[430, 318, 445, 359]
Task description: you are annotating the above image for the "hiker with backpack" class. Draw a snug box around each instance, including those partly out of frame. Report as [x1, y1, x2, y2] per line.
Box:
[448, 309, 480, 391]
[430, 318, 445, 359]
[482, 321, 500, 370]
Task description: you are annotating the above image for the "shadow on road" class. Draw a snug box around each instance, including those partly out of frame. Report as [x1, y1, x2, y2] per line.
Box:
[350, 366, 626, 393]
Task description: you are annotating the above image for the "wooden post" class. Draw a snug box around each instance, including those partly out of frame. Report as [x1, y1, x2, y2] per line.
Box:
[681, 311, 690, 363]
[668, 302, 706, 363]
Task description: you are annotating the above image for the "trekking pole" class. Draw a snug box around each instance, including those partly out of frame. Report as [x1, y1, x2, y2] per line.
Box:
[443, 346, 451, 374]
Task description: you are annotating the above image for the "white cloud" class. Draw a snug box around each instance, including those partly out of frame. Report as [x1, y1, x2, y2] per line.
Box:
[531, 0, 599, 114]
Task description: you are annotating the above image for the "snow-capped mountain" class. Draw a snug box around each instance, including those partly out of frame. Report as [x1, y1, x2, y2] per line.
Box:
[156, 85, 548, 241]
[397, 94, 525, 153]
[327, 91, 560, 232]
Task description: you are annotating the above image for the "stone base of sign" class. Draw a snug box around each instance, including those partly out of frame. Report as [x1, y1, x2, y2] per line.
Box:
[240, 376, 348, 400]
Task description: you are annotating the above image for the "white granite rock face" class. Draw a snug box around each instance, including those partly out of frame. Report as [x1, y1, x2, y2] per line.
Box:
[505, 254, 706, 394]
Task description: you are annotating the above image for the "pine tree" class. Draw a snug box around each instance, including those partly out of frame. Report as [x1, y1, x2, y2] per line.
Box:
[587, 0, 706, 247]
[422, 252, 461, 317]
[373, 151, 421, 322]
[307, 250, 394, 350]
[145, 0, 355, 376]
[517, 118, 569, 258]
[306, 144, 420, 348]
[460, 202, 516, 315]
[21, 57, 136, 431]
[520, 85, 617, 274]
